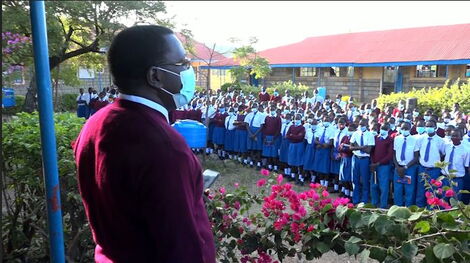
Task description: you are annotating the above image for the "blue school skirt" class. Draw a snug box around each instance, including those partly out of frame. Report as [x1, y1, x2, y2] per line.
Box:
[339, 156, 352, 182]
[330, 149, 341, 175]
[212, 126, 225, 145]
[224, 129, 236, 151]
[303, 142, 316, 171]
[279, 137, 291, 163]
[234, 129, 248, 153]
[246, 127, 263, 151]
[208, 123, 215, 142]
[262, 135, 279, 157]
[288, 141, 305, 167]
[77, 104, 88, 118]
[313, 147, 331, 174]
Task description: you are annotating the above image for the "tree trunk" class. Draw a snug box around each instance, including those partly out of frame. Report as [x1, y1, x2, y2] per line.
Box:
[54, 65, 60, 111]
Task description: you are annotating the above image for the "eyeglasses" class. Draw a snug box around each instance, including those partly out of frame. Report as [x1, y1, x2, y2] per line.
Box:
[157, 58, 191, 69]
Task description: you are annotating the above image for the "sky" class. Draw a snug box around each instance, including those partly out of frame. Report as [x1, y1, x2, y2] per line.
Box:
[162, 1, 470, 54]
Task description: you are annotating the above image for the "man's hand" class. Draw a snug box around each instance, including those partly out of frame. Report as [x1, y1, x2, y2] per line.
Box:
[396, 166, 405, 177]
[370, 163, 378, 172]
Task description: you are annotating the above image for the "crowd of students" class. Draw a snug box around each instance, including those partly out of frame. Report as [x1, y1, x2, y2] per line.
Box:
[171, 87, 470, 207]
[76, 86, 119, 119]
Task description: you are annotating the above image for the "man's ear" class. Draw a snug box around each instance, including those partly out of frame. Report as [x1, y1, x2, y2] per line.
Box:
[147, 66, 162, 88]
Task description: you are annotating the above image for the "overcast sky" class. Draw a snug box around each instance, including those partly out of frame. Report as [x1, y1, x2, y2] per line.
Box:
[163, 1, 470, 53]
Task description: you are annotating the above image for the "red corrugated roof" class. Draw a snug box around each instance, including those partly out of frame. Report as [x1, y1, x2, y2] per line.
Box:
[211, 24, 470, 67]
[176, 33, 226, 62]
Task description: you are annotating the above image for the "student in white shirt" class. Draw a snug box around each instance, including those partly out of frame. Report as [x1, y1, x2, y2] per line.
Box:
[415, 121, 446, 207]
[224, 107, 237, 159]
[302, 115, 317, 183]
[244, 103, 267, 169]
[76, 88, 90, 118]
[393, 122, 420, 207]
[313, 116, 336, 188]
[331, 118, 348, 193]
[442, 130, 470, 201]
[349, 119, 376, 205]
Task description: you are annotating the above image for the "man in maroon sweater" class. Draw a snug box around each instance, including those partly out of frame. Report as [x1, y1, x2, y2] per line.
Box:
[73, 25, 215, 262]
[370, 122, 395, 208]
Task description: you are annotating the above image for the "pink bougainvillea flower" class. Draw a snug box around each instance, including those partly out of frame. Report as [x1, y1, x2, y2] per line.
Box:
[431, 179, 442, 187]
[310, 183, 321, 189]
[445, 189, 454, 197]
[425, 191, 433, 199]
[322, 190, 329, 197]
[427, 197, 440, 206]
[234, 201, 241, 210]
[234, 182, 240, 188]
[257, 179, 267, 187]
[276, 174, 283, 184]
[307, 225, 315, 232]
[219, 187, 226, 195]
[260, 168, 270, 176]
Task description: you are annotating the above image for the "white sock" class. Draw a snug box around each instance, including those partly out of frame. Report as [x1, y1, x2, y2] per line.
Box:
[345, 189, 350, 196]
[218, 150, 222, 156]
[291, 173, 296, 179]
[320, 180, 325, 186]
[268, 165, 273, 170]
[250, 161, 254, 166]
[299, 175, 304, 182]
[324, 181, 329, 187]
[284, 168, 288, 174]
[210, 148, 214, 154]
[341, 187, 345, 193]
[238, 157, 242, 162]
[334, 184, 339, 191]
[349, 191, 353, 197]
[274, 165, 278, 171]
[287, 168, 291, 174]
[257, 162, 261, 167]
[311, 175, 316, 182]
[244, 159, 248, 164]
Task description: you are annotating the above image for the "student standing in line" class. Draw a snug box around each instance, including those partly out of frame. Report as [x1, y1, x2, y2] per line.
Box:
[76, 88, 90, 118]
[313, 116, 335, 188]
[370, 123, 394, 208]
[262, 106, 282, 171]
[331, 118, 348, 193]
[303, 114, 318, 183]
[280, 113, 293, 177]
[245, 103, 266, 169]
[415, 120, 446, 207]
[442, 130, 470, 201]
[287, 113, 306, 184]
[224, 107, 237, 159]
[393, 122, 420, 207]
[339, 123, 357, 198]
[270, 89, 282, 103]
[349, 119, 375, 205]
[234, 105, 248, 165]
[212, 104, 228, 159]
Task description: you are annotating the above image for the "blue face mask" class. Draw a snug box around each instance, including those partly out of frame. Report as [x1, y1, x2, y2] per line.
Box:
[401, 129, 410, 137]
[157, 66, 196, 108]
[295, 120, 302, 126]
[274, 92, 279, 96]
[360, 126, 367, 132]
[323, 122, 330, 127]
[416, 127, 426, 134]
[423, 116, 431, 121]
[390, 124, 396, 131]
[425, 127, 435, 134]
[371, 131, 378, 136]
[311, 125, 317, 130]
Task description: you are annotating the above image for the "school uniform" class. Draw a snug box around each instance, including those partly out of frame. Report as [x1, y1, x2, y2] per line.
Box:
[370, 134, 394, 208]
[338, 136, 353, 183]
[442, 143, 470, 201]
[187, 108, 203, 122]
[303, 124, 317, 171]
[463, 134, 470, 204]
[415, 134, 446, 207]
[279, 121, 293, 163]
[212, 112, 228, 145]
[224, 114, 236, 152]
[262, 116, 282, 157]
[244, 111, 266, 151]
[270, 95, 282, 103]
[331, 128, 347, 175]
[234, 114, 248, 153]
[313, 126, 335, 174]
[204, 106, 216, 143]
[393, 134, 420, 207]
[73, 96, 215, 262]
[258, 92, 271, 102]
[350, 130, 376, 204]
[76, 93, 90, 118]
[287, 124, 306, 166]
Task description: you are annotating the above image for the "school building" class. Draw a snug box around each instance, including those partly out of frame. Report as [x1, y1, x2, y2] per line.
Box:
[205, 23, 470, 102]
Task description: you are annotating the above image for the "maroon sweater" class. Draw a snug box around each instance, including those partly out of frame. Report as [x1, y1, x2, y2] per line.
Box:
[371, 135, 394, 165]
[286, 125, 305, 143]
[339, 136, 353, 158]
[258, 92, 270, 102]
[73, 99, 216, 263]
[263, 116, 282, 136]
[186, 109, 202, 122]
[213, 112, 228, 127]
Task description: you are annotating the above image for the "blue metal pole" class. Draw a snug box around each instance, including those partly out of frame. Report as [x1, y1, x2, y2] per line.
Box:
[29, 1, 65, 262]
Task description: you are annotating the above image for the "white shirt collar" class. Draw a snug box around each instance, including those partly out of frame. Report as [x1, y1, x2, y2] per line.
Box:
[118, 93, 169, 123]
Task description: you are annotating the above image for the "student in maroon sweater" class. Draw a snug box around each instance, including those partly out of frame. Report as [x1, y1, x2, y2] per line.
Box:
[270, 89, 282, 103]
[258, 86, 271, 102]
[262, 105, 282, 171]
[73, 25, 215, 263]
[370, 122, 395, 208]
[186, 100, 202, 122]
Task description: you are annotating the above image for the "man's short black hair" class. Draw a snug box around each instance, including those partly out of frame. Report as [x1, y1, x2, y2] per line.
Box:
[108, 25, 174, 92]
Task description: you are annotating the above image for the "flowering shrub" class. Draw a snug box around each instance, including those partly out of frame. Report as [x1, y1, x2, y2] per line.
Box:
[206, 168, 470, 262]
[2, 31, 31, 86]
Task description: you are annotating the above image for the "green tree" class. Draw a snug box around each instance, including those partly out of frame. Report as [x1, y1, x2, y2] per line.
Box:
[229, 37, 271, 84]
[2, 1, 170, 112]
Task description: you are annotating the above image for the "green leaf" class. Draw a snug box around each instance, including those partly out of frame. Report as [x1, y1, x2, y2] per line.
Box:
[345, 241, 360, 255]
[335, 205, 348, 219]
[368, 213, 380, 226]
[387, 205, 412, 219]
[433, 243, 455, 259]
[414, 221, 431, 233]
[459, 189, 470, 194]
[401, 243, 418, 260]
[424, 246, 440, 263]
[349, 210, 363, 228]
[358, 249, 370, 263]
[374, 215, 392, 235]
[316, 242, 330, 254]
[347, 236, 362, 243]
[369, 247, 387, 262]
[408, 211, 423, 221]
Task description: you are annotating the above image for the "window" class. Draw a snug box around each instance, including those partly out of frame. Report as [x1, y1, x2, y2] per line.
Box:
[78, 67, 95, 79]
[329, 67, 351, 77]
[300, 67, 316, 77]
[384, 66, 397, 82]
[416, 65, 447, 78]
[466, 64, 470, 77]
[12, 67, 25, 85]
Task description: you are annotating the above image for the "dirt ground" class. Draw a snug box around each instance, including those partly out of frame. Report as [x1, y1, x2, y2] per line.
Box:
[200, 154, 364, 263]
